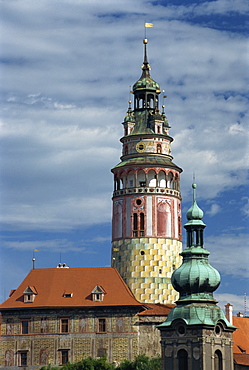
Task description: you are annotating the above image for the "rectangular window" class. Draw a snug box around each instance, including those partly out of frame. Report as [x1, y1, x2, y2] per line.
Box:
[98, 318, 106, 333]
[19, 351, 28, 366]
[41, 317, 48, 333]
[21, 320, 29, 334]
[61, 350, 69, 365]
[61, 318, 69, 333]
[129, 180, 133, 187]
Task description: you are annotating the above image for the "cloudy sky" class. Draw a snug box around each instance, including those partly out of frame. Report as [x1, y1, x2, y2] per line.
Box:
[1, 0, 248, 313]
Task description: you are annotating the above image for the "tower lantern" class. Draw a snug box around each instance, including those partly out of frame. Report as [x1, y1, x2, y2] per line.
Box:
[111, 39, 183, 304]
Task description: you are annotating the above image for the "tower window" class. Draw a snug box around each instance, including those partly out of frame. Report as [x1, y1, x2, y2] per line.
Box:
[140, 181, 146, 187]
[177, 349, 188, 370]
[133, 213, 138, 237]
[140, 250, 145, 255]
[124, 128, 128, 136]
[214, 350, 222, 370]
[157, 144, 162, 153]
[136, 199, 142, 205]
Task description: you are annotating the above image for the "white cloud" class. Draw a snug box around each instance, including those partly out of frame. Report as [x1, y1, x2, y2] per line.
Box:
[214, 293, 246, 315]
[206, 233, 249, 279]
[207, 203, 221, 216]
[0, 0, 248, 232]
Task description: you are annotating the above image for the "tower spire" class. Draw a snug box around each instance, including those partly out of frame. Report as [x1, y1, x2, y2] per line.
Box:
[141, 38, 150, 74]
[158, 183, 236, 370]
[111, 39, 183, 304]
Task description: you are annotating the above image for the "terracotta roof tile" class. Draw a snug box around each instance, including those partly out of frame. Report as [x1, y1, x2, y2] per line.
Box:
[138, 303, 175, 316]
[0, 267, 143, 309]
[233, 316, 249, 354]
[233, 353, 249, 366]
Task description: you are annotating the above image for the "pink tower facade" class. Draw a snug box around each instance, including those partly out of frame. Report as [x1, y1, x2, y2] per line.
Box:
[111, 39, 182, 304]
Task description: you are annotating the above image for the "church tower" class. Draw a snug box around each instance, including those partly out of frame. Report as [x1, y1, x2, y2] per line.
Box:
[111, 39, 182, 304]
[158, 184, 236, 370]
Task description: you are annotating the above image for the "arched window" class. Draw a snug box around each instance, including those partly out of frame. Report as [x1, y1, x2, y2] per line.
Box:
[214, 350, 222, 370]
[133, 213, 138, 237]
[148, 169, 156, 187]
[140, 213, 144, 236]
[177, 349, 188, 370]
[157, 144, 162, 153]
[158, 170, 166, 187]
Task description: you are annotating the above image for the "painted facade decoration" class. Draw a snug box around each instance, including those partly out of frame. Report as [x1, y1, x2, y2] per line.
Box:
[111, 39, 182, 303]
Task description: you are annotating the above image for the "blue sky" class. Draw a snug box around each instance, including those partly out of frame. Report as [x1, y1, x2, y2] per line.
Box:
[1, 0, 248, 313]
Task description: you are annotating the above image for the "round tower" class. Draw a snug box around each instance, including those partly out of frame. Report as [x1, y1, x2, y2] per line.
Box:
[111, 39, 182, 304]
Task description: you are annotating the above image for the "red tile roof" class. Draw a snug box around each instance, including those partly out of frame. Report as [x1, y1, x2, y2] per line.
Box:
[0, 267, 143, 309]
[233, 353, 249, 366]
[233, 316, 249, 354]
[138, 303, 175, 316]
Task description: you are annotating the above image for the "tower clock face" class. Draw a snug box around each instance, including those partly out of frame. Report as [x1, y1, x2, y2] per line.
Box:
[136, 141, 146, 153]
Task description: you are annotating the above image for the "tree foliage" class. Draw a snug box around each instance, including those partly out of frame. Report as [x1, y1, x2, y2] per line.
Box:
[40, 355, 161, 370]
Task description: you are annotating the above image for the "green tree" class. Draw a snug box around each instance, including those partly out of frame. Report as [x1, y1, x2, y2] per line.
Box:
[117, 354, 161, 370]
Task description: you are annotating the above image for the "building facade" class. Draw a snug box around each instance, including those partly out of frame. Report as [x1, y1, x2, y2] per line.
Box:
[0, 267, 171, 369]
[111, 39, 182, 304]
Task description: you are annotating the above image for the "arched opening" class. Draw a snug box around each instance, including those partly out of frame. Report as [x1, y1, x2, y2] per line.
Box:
[137, 170, 146, 187]
[177, 349, 188, 370]
[148, 169, 156, 187]
[140, 213, 144, 236]
[133, 213, 138, 237]
[147, 94, 154, 108]
[167, 172, 173, 189]
[120, 173, 126, 189]
[158, 170, 166, 187]
[127, 171, 135, 188]
[214, 350, 222, 370]
[156, 144, 162, 153]
[124, 145, 128, 155]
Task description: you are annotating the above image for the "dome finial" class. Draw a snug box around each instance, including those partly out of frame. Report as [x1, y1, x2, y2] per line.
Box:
[186, 182, 204, 221]
[141, 38, 150, 72]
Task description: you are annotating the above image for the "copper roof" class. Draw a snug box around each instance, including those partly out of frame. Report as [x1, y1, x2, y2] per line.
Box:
[0, 267, 143, 309]
[233, 316, 249, 354]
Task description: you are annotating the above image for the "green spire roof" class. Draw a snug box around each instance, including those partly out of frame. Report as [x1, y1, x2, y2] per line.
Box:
[158, 183, 235, 330]
[132, 39, 160, 93]
[186, 183, 204, 222]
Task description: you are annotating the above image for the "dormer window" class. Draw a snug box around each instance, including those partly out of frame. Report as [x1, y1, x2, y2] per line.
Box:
[23, 286, 37, 303]
[92, 285, 106, 302]
[63, 293, 73, 298]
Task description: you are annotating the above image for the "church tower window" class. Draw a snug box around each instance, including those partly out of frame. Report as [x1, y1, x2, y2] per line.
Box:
[214, 350, 222, 370]
[177, 349, 188, 370]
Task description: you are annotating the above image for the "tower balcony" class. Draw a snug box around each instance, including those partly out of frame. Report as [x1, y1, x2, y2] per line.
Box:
[113, 186, 181, 199]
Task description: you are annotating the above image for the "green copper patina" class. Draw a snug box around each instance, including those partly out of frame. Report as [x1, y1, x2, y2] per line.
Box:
[132, 38, 160, 93]
[158, 183, 235, 329]
[113, 155, 180, 170]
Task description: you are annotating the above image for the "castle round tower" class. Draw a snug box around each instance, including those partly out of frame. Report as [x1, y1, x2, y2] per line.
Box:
[111, 39, 182, 304]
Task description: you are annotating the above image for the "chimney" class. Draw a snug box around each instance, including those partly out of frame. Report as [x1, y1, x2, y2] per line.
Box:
[225, 303, 233, 324]
[237, 312, 244, 317]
